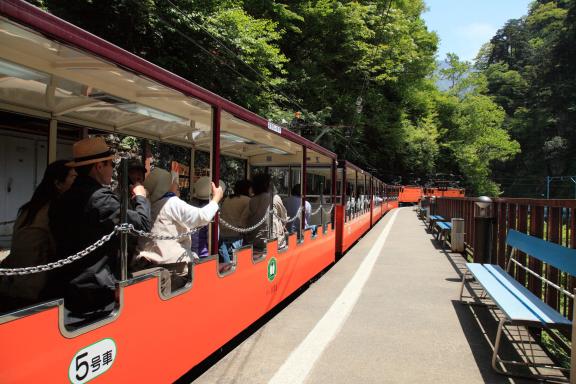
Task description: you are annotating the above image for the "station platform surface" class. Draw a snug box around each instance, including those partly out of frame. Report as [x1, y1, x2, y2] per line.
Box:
[191, 207, 549, 384]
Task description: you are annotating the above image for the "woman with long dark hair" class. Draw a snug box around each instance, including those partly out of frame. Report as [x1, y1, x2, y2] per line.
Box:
[0, 160, 76, 311]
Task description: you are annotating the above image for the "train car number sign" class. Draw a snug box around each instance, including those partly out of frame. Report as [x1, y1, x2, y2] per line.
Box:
[69, 338, 116, 384]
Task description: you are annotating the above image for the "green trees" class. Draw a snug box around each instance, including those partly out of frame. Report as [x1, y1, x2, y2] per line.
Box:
[424, 54, 520, 196]
[31, 0, 543, 196]
[475, 0, 576, 197]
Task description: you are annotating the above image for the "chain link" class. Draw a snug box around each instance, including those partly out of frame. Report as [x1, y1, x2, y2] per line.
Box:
[218, 210, 271, 234]
[0, 221, 209, 276]
[0, 202, 338, 275]
[275, 209, 300, 224]
[125, 223, 202, 240]
[310, 206, 322, 216]
[0, 226, 121, 276]
[322, 205, 334, 214]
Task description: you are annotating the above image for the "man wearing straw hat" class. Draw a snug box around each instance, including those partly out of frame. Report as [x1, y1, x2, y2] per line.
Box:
[49, 137, 151, 320]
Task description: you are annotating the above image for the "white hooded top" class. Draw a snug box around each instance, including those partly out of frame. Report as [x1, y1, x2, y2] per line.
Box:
[134, 168, 218, 272]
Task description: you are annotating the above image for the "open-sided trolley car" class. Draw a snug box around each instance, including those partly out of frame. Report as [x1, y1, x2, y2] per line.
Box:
[0, 2, 397, 382]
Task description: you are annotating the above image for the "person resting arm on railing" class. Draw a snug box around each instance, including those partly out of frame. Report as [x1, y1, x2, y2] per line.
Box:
[133, 169, 223, 291]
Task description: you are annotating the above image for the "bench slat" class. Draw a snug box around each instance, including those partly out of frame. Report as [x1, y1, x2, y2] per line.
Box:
[466, 263, 571, 326]
[507, 230, 576, 276]
[437, 222, 451, 230]
[484, 265, 571, 325]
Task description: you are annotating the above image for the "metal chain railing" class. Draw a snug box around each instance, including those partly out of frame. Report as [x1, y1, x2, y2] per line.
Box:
[0, 225, 123, 276]
[322, 205, 334, 214]
[0, 202, 336, 276]
[310, 206, 322, 216]
[274, 209, 300, 224]
[218, 210, 270, 234]
[0, 221, 209, 276]
[126, 223, 201, 240]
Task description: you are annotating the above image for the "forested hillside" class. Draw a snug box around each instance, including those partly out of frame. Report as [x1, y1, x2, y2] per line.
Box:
[477, 0, 576, 198]
[28, 0, 572, 197]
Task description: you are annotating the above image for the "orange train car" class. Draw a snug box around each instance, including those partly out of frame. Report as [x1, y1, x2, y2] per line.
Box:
[334, 161, 398, 256]
[398, 185, 423, 205]
[0, 2, 397, 383]
[423, 187, 465, 198]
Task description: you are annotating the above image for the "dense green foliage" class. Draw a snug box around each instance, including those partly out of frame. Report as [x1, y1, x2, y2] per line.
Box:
[29, 0, 540, 196]
[477, 0, 576, 197]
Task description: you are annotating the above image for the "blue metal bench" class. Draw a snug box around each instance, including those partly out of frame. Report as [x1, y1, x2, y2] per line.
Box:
[415, 206, 426, 220]
[434, 221, 452, 248]
[427, 215, 444, 230]
[459, 229, 576, 381]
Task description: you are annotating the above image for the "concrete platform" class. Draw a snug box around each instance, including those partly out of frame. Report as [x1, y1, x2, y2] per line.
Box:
[190, 207, 560, 383]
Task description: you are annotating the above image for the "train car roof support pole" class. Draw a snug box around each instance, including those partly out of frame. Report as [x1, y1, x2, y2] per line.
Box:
[119, 158, 129, 281]
[302, 146, 307, 232]
[211, 106, 221, 256]
[342, 164, 347, 207]
[48, 118, 57, 164]
[331, 159, 336, 230]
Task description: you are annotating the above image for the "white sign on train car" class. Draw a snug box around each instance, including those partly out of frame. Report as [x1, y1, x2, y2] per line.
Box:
[69, 338, 117, 384]
[267, 121, 282, 134]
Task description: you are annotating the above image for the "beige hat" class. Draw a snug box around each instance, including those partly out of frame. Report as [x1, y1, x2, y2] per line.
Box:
[144, 168, 173, 203]
[193, 176, 225, 200]
[67, 137, 115, 167]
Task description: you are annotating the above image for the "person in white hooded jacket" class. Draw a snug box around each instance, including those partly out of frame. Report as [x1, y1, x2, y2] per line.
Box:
[133, 168, 223, 290]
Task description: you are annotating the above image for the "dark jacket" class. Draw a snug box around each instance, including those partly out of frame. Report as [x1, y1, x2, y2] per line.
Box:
[49, 175, 150, 314]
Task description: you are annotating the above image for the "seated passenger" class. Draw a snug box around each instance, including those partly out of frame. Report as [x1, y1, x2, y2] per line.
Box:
[347, 196, 355, 219]
[219, 180, 251, 263]
[114, 158, 146, 195]
[282, 184, 312, 235]
[127, 158, 146, 185]
[190, 176, 225, 258]
[133, 169, 223, 290]
[0, 160, 76, 312]
[245, 174, 287, 251]
[356, 195, 363, 213]
[49, 137, 151, 320]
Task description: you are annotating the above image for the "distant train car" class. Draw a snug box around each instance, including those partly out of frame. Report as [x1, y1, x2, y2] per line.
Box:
[334, 161, 398, 256]
[423, 187, 465, 198]
[0, 2, 397, 383]
[398, 185, 423, 205]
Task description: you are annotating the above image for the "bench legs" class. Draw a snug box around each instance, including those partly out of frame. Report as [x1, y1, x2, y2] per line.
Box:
[491, 318, 506, 373]
[458, 270, 469, 301]
[460, 269, 571, 381]
[439, 229, 449, 250]
[459, 274, 493, 306]
[490, 320, 570, 381]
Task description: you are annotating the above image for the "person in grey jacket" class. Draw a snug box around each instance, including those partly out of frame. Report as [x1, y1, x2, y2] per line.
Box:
[49, 137, 150, 320]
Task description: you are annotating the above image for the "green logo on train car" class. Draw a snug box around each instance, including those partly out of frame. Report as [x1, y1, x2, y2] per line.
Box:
[267, 257, 277, 281]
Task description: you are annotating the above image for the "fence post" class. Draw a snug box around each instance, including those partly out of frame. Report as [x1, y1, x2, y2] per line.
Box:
[473, 196, 494, 263]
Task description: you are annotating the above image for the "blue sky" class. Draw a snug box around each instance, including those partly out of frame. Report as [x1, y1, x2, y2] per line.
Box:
[422, 0, 533, 62]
